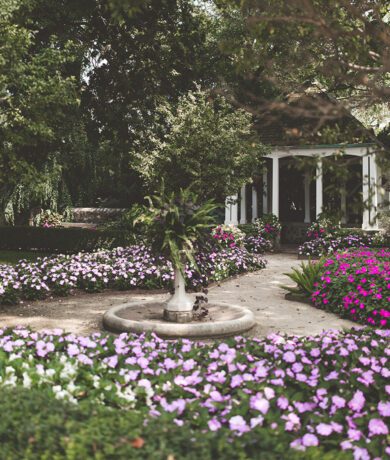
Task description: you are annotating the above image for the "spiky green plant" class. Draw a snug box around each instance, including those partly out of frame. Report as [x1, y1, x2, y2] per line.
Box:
[134, 184, 218, 272]
[281, 260, 323, 298]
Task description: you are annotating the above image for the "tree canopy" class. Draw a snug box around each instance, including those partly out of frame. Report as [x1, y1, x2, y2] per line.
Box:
[1, 0, 388, 222]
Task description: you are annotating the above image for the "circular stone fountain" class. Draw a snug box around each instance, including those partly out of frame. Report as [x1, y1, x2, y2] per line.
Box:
[103, 300, 255, 339]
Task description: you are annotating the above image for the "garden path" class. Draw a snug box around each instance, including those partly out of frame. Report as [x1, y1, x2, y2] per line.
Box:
[207, 252, 355, 337]
[0, 252, 354, 336]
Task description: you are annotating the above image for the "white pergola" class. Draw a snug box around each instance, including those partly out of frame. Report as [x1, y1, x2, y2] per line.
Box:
[225, 144, 383, 231]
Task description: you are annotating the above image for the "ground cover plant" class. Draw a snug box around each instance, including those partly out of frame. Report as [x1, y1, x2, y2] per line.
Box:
[298, 234, 386, 257]
[0, 244, 266, 305]
[0, 327, 388, 459]
[255, 214, 282, 245]
[212, 224, 272, 254]
[312, 249, 390, 327]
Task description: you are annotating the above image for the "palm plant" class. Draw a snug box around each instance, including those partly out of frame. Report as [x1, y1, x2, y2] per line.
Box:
[134, 183, 218, 321]
[281, 259, 323, 299]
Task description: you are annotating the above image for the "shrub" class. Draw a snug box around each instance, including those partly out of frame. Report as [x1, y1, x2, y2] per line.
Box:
[378, 210, 390, 237]
[298, 233, 387, 257]
[0, 327, 388, 459]
[238, 223, 258, 237]
[134, 185, 217, 270]
[0, 388, 351, 460]
[211, 224, 245, 249]
[311, 248, 390, 327]
[306, 216, 339, 240]
[282, 260, 323, 298]
[243, 234, 273, 254]
[33, 209, 64, 228]
[255, 214, 281, 242]
[0, 226, 131, 253]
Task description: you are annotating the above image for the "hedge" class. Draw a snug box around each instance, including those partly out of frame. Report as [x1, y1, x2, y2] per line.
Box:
[0, 226, 134, 253]
[0, 388, 350, 460]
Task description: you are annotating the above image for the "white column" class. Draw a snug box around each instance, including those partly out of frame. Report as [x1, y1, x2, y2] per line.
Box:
[240, 185, 247, 224]
[304, 172, 311, 223]
[262, 166, 268, 214]
[231, 194, 238, 225]
[316, 158, 323, 218]
[362, 155, 370, 229]
[224, 197, 231, 224]
[251, 186, 258, 222]
[340, 185, 347, 225]
[362, 153, 379, 230]
[224, 195, 238, 225]
[272, 156, 279, 217]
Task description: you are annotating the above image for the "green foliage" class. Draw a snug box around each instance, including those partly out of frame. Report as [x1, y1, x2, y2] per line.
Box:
[238, 223, 258, 236]
[32, 209, 64, 228]
[282, 260, 322, 298]
[255, 214, 282, 241]
[0, 226, 130, 253]
[0, 387, 351, 460]
[102, 204, 148, 244]
[0, 0, 89, 221]
[81, 0, 220, 206]
[134, 184, 218, 270]
[378, 210, 390, 237]
[132, 88, 267, 201]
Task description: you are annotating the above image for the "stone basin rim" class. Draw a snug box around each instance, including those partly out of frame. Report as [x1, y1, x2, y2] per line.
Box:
[103, 300, 256, 338]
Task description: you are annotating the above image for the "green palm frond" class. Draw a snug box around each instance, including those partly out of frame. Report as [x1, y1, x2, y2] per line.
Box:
[281, 260, 323, 297]
[131, 183, 219, 273]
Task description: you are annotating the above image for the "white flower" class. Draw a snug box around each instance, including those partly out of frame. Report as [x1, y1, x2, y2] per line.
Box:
[22, 372, 32, 388]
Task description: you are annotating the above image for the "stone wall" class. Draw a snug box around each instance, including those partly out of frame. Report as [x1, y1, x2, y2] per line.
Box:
[71, 208, 128, 224]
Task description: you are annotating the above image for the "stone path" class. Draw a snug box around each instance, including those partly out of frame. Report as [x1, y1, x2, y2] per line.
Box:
[0, 253, 354, 336]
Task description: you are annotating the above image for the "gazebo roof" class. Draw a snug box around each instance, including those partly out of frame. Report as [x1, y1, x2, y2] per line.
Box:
[254, 89, 377, 148]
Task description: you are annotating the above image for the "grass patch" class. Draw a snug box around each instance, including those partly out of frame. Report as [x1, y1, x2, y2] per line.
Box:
[0, 250, 50, 265]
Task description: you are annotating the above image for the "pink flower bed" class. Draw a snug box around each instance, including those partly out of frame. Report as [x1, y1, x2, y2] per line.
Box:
[312, 249, 390, 327]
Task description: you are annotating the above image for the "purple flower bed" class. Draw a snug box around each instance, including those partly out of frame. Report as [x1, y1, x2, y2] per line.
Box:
[298, 235, 381, 257]
[0, 245, 266, 304]
[0, 326, 388, 458]
[312, 249, 390, 328]
[243, 235, 273, 254]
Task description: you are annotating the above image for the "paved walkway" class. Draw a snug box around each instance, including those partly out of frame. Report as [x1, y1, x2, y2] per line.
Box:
[0, 253, 354, 336]
[208, 252, 354, 337]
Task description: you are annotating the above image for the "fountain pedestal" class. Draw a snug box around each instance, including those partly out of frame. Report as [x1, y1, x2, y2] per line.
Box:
[163, 267, 193, 323]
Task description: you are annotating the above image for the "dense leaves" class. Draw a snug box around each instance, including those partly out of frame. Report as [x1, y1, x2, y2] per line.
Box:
[0, 327, 388, 459]
[132, 89, 267, 201]
[134, 185, 218, 270]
